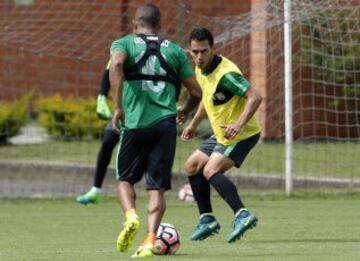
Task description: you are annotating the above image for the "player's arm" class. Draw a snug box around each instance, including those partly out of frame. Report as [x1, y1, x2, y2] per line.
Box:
[110, 51, 127, 133]
[220, 73, 262, 140]
[227, 87, 262, 137]
[181, 101, 207, 140]
[96, 60, 112, 120]
[176, 47, 202, 124]
[99, 59, 112, 96]
[177, 76, 202, 124]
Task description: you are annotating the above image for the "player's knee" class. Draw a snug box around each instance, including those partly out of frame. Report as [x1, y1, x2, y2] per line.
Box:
[203, 165, 219, 180]
[184, 159, 199, 176]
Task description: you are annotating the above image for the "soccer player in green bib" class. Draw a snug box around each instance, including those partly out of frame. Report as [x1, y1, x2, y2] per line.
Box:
[182, 27, 263, 243]
[110, 4, 201, 258]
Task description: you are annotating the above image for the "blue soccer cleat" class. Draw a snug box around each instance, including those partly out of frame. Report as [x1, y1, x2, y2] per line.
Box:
[76, 190, 101, 205]
[228, 208, 258, 243]
[190, 215, 221, 241]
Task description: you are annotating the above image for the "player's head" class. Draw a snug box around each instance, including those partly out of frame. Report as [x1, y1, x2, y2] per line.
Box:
[133, 4, 161, 32]
[189, 27, 214, 71]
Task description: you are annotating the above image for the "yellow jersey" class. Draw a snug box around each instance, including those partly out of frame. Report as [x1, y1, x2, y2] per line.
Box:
[195, 56, 261, 145]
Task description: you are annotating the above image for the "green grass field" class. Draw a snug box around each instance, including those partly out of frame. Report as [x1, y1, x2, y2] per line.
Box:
[0, 139, 359, 179]
[1, 194, 359, 261]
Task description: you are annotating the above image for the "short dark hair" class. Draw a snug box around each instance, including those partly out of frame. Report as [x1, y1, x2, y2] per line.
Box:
[135, 4, 161, 28]
[189, 27, 214, 47]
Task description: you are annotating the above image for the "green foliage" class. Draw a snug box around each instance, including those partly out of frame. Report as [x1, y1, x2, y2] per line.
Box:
[35, 94, 107, 139]
[0, 93, 30, 142]
[300, 8, 360, 122]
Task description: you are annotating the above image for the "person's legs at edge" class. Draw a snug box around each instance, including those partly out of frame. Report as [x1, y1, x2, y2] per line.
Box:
[93, 130, 119, 188]
[76, 128, 119, 205]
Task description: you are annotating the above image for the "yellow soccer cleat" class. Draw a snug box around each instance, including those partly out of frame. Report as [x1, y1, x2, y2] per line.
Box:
[117, 215, 140, 252]
[131, 243, 154, 258]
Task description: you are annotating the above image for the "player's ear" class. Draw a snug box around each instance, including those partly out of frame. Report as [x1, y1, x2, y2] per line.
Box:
[185, 48, 191, 57]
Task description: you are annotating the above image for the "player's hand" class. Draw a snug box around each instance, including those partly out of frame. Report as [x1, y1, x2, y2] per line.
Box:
[221, 123, 241, 140]
[96, 95, 112, 120]
[181, 124, 196, 141]
[112, 108, 125, 134]
[176, 106, 187, 125]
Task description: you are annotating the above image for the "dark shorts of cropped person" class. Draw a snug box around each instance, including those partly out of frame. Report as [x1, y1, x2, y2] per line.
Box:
[105, 121, 114, 131]
[116, 116, 176, 190]
[199, 133, 260, 168]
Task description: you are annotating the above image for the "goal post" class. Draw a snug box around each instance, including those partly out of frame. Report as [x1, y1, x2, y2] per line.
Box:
[284, 0, 294, 195]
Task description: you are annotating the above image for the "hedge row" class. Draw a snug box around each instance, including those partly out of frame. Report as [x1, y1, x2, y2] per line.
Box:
[0, 93, 30, 143]
[0, 94, 109, 142]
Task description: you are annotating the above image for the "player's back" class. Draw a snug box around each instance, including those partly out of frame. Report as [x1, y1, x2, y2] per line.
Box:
[113, 34, 185, 75]
[110, 34, 193, 129]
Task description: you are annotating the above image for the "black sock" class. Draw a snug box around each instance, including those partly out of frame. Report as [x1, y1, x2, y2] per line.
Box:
[94, 130, 119, 188]
[188, 174, 212, 215]
[208, 172, 244, 214]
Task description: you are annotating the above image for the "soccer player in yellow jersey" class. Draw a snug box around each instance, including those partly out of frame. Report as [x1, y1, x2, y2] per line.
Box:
[182, 27, 263, 243]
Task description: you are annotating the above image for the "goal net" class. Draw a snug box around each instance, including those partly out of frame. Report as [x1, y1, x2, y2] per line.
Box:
[0, 0, 359, 198]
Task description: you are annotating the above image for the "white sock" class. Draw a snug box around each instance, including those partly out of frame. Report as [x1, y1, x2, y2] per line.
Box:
[90, 186, 102, 194]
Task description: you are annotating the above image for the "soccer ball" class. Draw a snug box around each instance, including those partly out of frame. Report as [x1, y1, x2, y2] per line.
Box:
[178, 183, 194, 202]
[154, 223, 181, 255]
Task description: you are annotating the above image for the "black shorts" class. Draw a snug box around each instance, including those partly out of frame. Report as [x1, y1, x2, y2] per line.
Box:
[105, 121, 114, 131]
[199, 133, 260, 168]
[115, 117, 176, 190]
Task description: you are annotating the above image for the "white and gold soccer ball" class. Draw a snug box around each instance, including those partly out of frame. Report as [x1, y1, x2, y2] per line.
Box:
[154, 223, 181, 255]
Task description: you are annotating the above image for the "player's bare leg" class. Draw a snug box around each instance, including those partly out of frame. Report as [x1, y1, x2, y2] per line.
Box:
[132, 189, 165, 258]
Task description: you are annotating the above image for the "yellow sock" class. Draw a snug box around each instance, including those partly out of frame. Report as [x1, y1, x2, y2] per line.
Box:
[125, 208, 138, 220]
[142, 232, 156, 245]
